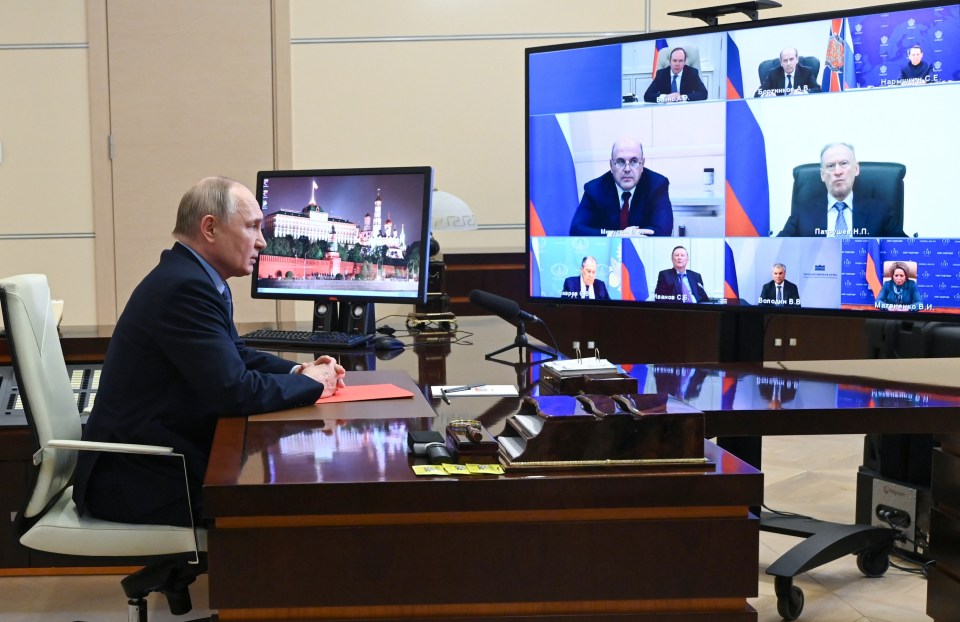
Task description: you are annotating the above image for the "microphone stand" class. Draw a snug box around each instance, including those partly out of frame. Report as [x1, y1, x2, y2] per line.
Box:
[484, 318, 556, 366]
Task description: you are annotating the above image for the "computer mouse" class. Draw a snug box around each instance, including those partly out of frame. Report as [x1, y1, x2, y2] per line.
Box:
[372, 334, 405, 350]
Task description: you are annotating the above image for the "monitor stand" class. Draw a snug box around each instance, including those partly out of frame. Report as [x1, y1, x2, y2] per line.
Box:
[313, 301, 376, 336]
[714, 312, 899, 621]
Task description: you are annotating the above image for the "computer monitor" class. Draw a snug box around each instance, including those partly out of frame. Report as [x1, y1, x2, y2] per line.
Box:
[526, 1, 960, 325]
[252, 166, 433, 334]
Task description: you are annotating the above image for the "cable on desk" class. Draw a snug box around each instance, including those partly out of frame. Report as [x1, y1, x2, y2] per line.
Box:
[761, 504, 815, 521]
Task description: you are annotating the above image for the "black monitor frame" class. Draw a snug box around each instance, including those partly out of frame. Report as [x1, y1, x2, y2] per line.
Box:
[252, 166, 434, 333]
[525, 0, 960, 328]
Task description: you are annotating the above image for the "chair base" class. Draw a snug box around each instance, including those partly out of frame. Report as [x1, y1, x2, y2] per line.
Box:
[126, 597, 212, 622]
[121, 554, 208, 618]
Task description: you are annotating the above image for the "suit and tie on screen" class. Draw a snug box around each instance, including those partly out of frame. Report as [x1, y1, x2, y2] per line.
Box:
[654, 246, 709, 303]
[758, 263, 801, 308]
[778, 143, 906, 238]
[569, 137, 673, 237]
[643, 47, 708, 104]
[755, 48, 821, 97]
[561, 256, 610, 300]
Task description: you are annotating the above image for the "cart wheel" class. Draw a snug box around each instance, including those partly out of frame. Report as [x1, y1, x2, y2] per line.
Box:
[775, 576, 804, 621]
[856, 547, 890, 578]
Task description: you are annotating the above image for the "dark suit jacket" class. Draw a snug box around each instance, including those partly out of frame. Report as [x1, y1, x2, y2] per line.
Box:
[73, 243, 326, 525]
[901, 61, 933, 81]
[643, 66, 708, 102]
[755, 65, 821, 96]
[777, 195, 905, 238]
[759, 279, 801, 307]
[569, 170, 673, 237]
[561, 276, 610, 300]
[654, 269, 708, 303]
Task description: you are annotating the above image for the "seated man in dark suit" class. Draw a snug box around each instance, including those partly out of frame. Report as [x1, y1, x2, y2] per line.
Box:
[643, 47, 708, 103]
[755, 47, 821, 97]
[778, 142, 906, 238]
[654, 245, 709, 303]
[569, 137, 673, 237]
[758, 263, 801, 307]
[561, 256, 610, 300]
[900, 44, 934, 83]
[73, 176, 346, 527]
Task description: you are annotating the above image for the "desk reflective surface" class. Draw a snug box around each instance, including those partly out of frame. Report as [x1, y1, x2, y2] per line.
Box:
[244, 315, 960, 439]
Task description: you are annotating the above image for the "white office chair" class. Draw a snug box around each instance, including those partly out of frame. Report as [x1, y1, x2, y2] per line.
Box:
[0, 274, 207, 622]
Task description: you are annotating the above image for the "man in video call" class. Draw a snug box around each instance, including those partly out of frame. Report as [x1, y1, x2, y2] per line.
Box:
[643, 47, 708, 104]
[777, 142, 906, 238]
[900, 44, 934, 82]
[561, 256, 610, 300]
[758, 263, 801, 307]
[655, 245, 709, 303]
[569, 137, 673, 237]
[755, 47, 821, 97]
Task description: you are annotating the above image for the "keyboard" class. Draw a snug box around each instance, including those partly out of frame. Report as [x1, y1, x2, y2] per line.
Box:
[240, 329, 373, 349]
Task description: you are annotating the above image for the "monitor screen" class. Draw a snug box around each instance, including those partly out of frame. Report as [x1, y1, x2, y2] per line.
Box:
[252, 167, 433, 306]
[526, 1, 960, 319]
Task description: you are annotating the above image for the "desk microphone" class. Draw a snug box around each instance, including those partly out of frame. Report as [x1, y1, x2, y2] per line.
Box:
[469, 290, 541, 324]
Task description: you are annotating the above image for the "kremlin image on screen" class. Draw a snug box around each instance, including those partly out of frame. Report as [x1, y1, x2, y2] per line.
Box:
[253, 169, 432, 301]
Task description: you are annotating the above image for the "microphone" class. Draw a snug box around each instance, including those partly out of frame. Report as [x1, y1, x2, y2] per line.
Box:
[468, 290, 541, 324]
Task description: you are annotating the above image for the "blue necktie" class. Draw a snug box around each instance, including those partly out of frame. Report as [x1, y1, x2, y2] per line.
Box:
[671, 74, 679, 93]
[679, 273, 694, 303]
[222, 282, 233, 318]
[834, 201, 850, 238]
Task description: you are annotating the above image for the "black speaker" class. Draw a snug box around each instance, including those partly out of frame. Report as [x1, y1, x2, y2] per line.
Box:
[339, 302, 375, 335]
[416, 260, 448, 314]
[312, 300, 337, 332]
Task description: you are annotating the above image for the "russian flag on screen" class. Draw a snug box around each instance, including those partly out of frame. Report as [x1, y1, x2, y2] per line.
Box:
[724, 242, 740, 301]
[622, 240, 649, 302]
[724, 35, 770, 237]
[823, 18, 856, 91]
[725, 34, 745, 100]
[652, 39, 668, 77]
[865, 238, 883, 297]
[529, 115, 579, 237]
[530, 240, 542, 297]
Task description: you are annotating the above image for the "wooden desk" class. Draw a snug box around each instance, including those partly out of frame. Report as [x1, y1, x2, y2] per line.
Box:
[211, 322, 960, 621]
[203, 319, 763, 621]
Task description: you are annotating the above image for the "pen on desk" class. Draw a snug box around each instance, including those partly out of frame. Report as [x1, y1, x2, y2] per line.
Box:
[440, 383, 484, 405]
[444, 383, 485, 394]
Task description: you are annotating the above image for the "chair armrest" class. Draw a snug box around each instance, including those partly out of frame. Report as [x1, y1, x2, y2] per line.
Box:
[34, 439, 175, 466]
[46, 439, 175, 455]
[40, 438, 204, 563]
